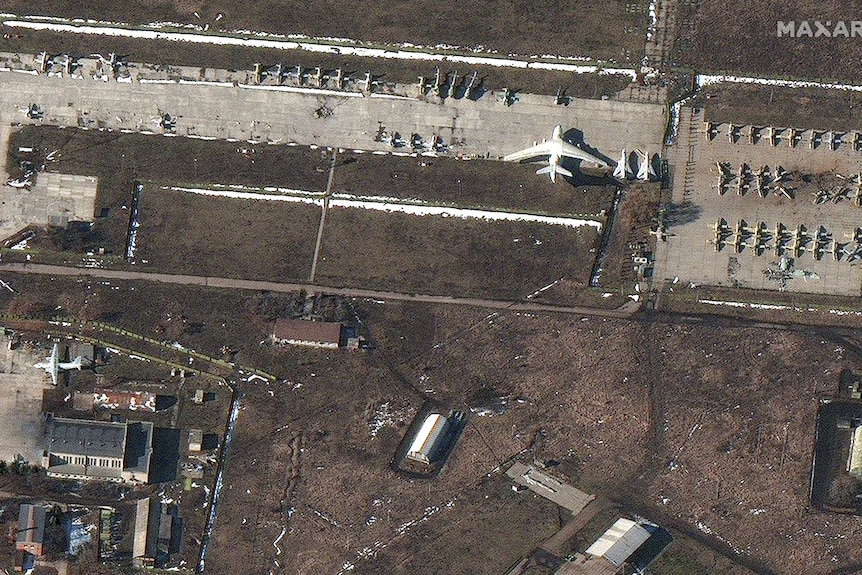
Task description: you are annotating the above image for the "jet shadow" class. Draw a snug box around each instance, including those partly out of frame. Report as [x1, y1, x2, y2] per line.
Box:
[562, 128, 615, 167]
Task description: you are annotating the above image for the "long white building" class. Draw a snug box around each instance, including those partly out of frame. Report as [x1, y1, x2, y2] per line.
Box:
[406, 413, 449, 464]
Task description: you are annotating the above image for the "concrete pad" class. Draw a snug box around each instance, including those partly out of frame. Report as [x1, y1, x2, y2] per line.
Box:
[0, 172, 97, 241]
[655, 107, 862, 296]
[0, 52, 666, 164]
[0, 345, 53, 464]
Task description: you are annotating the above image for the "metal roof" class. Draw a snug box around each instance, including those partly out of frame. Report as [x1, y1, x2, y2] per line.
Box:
[407, 413, 448, 462]
[16, 504, 46, 548]
[585, 518, 651, 567]
[272, 318, 342, 346]
[506, 461, 594, 514]
[44, 416, 127, 459]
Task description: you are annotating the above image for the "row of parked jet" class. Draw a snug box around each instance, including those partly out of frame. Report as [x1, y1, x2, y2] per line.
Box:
[613, 148, 657, 181]
[710, 219, 862, 261]
[705, 122, 862, 151]
[714, 162, 792, 197]
[374, 124, 448, 153]
[34, 51, 129, 80]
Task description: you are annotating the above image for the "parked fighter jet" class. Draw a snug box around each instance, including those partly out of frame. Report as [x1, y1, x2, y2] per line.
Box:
[34, 343, 82, 386]
[503, 125, 609, 182]
[613, 149, 631, 180]
[636, 149, 656, 181]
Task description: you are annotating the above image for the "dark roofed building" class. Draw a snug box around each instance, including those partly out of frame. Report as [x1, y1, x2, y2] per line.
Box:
[271, 318, 343, 349]
[133, 497, 181, 568]
[15, 504, 46, 557]
[42, 414, 153, 484]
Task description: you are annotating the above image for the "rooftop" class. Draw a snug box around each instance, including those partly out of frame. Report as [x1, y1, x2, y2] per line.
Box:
[44, 415, 127, 459]
[586, 518, 651, 567]
[272, 318, 342, 346]
[507, 461, 595, 515]
[16, 504, 46, 549]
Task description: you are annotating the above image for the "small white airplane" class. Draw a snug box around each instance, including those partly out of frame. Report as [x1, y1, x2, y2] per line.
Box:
[34, 343, 82, 386]
[636, 149, 657, 181]
[613, 149, 631, 180]
[503, 125, 609, 183]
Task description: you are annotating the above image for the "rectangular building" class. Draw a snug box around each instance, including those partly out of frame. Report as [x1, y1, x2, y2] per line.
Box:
[15, 504, 46, 557]
[507, 461, 594, 514]
[271, 318, 342, 348]
[586, 518, 651, 567]
[42, 414, 153, 484]
[407, 413, 449, 464]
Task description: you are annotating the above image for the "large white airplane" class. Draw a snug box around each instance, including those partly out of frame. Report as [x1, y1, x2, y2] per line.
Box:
[34, 343, 82, 386]
[503, 125, 609, 183]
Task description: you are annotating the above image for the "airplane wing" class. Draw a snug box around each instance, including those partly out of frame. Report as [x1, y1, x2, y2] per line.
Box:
[503, 141, 555, 163]
[557, 141, 609, 167]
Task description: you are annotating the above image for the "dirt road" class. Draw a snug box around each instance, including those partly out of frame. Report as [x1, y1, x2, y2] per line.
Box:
[0, 263, 638, 319]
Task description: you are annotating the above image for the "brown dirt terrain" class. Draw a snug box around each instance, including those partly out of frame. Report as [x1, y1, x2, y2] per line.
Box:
[671, 0, 862, 83]
[696, 84, 862, 133]
[8, 127, 613, 303]
[7, 126, 331, 251]
[2, 0, 650, 64]
[658, 285, 862, 330]
[333, 153, 616, 216]
[135, 186, 320, 280]
[314, 208, 599, 300]
[0, 274, 861, 574]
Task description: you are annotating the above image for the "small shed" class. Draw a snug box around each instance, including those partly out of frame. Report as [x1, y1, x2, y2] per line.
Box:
[188, 429, 203, 453]
[406, 413, 449, 464]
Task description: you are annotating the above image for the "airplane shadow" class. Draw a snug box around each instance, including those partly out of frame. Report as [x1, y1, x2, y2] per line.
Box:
[563, 128, 615, 167]
[663, 201, 702, 226]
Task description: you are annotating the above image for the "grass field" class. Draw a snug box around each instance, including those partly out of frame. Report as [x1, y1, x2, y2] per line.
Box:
[1, 273, 861, 574]
[8, 126, 331, 252]
[0, 30, 634, 99]
[333, 152, 616, 216]
[3, 1, 650, 64]
[134, 186, 320, 280]
[671, 0, 862, 83]
[8, 126, 611, 303]
[696, 84, 862, 132]
[314, 208, 600, 300]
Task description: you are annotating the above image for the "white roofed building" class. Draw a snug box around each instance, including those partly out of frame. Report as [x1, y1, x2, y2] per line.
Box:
[406, 413, 449, 464]
[585, 518, 651, 567]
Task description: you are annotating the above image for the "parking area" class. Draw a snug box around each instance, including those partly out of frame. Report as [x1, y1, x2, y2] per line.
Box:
[0, 172, 97, 242]
[655, 107, 862, 296]
[0, 344, 52, 463]
[0, 51, 666, 168]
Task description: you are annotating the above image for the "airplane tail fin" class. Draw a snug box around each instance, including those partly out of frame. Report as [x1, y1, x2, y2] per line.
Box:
[536, 165, 573, 179]
[70, 356, 82, 370]
[536, 166, 553, 176]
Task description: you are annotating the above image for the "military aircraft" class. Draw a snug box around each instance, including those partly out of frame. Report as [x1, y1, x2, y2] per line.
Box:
[503, 125, 609, 182]
[636, 149, 656, 181]
[613, 149, 631, 180]
[703, 121, 718, 142]
[34, 343, 82, 386]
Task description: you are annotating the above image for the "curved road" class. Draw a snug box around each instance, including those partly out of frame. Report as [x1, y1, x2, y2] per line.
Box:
[0, 262, 638, 319]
